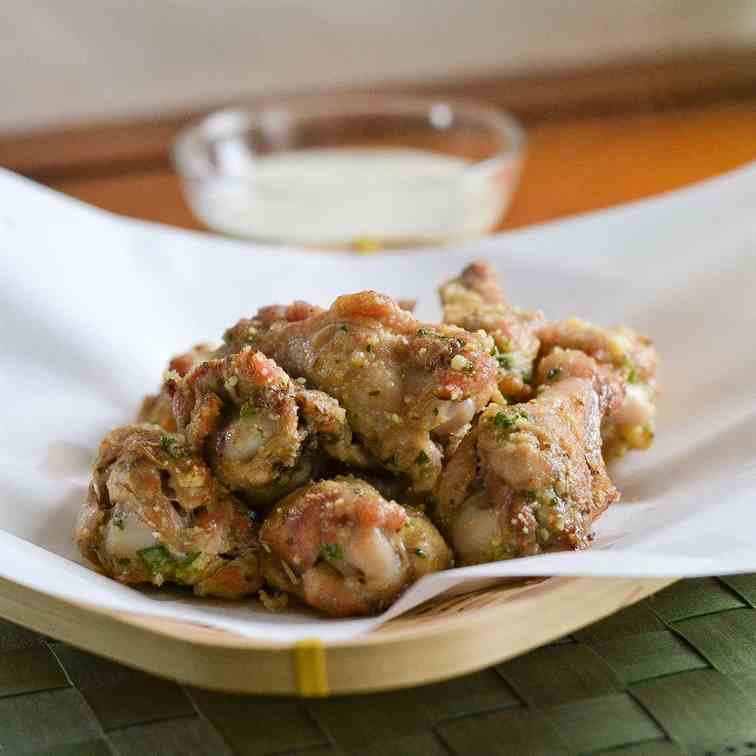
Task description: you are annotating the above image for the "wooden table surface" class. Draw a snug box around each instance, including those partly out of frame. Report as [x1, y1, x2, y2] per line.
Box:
[32, 101, 756, 233]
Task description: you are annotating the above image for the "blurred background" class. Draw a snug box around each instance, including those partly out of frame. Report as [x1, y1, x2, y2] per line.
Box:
[3, 0, 756, 133]
[2, 1, 755, 240]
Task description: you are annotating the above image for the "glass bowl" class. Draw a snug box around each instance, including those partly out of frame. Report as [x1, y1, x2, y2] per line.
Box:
[172, 95, 526, 248]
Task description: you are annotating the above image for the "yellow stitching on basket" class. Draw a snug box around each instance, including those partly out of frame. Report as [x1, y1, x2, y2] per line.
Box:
[295, 639, 329, 696]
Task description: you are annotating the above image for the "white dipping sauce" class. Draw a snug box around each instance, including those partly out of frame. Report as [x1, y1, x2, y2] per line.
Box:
[187, 147, 515, 246]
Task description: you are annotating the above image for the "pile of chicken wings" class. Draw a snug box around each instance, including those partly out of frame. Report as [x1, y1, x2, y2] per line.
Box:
[77, 262, 658, 617]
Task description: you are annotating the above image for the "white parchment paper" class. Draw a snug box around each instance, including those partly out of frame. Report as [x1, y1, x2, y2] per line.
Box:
[1, 165, 755, 644]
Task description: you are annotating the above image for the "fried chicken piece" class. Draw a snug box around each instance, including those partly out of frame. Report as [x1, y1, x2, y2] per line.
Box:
[171, 347, 368, 506]
[439, 261, 545, 401]
[137, 343, 214, 431]
[218, 301, 324, 358]
[221, 291, 499, 493]
[436, 350, 620, 565]
[537, 317, 659, 459]
[534, 347, 626, 416]
[260, 476, 452, 617]
[77, 424, 262, 599]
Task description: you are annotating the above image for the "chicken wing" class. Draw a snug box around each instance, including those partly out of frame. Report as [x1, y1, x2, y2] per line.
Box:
[220, 291, 499, 493]
[219, 301, 324, 358]
[537, 317, 659, 459]
[137, 343, 214, 431]
[439, 261, 545, 401]
[435, 349, 620, 565]
[77, 424, 262, 599]
[260, 476, 452, 617]
[171, 347, 369, 506]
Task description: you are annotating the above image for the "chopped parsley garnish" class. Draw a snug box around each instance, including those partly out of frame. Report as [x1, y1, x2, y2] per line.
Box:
[415, 450, 430, 465]
[491, 412, 515, 430]
[321, 543, 343, 561]
[159, 435, 184, 459]
[490, 345, 514, 370]
[179, 552, 200, 567]
[416, 329, 460, 345]
[623, 356, 639, 384]
[137, 546, 174, 573]
[523, 491, 537, 503]
[339, 325, 349, 332]
[175, 552, 201, 577]
[239, 401, 257, 419]
[546, 366, 562, 382]
[491, 410, 526, 430]
[414, 548, 427, 558]
[116, 557, 131, 567]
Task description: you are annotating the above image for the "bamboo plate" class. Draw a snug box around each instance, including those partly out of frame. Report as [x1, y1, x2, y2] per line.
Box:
[0, 574, 674, 696]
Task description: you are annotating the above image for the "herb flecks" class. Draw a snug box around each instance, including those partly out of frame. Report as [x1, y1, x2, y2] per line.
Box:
[321, 542, 343, 561]
[490, 409, 529, 433]
[414, 548, 427, 558]
[159, 435, 184, 459]
[546, 366, 562, 382]
[239, 401, 257, 419]
[490, 344, 515, 370]
[415, 450, 430, 465]
[138, 545, 174, 573]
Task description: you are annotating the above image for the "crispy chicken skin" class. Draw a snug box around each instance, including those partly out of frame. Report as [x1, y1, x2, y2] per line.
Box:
[260, 476, 452, 617]
[171, 347, 368, 506]
[221, 291, 499, 493]
[137, 343, 214, 432]
[436, 349, 621, 565]
[77, 424, 263, 599]
[439, 261, 545, 401]
[219, 301, 324, 358]
[537, 317, 659, 458]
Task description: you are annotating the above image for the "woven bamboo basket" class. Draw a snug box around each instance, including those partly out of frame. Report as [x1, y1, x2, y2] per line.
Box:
[0, 574, 674, 696]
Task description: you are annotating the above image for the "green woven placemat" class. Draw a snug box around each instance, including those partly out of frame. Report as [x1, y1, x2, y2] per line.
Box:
[3, 576, 756, 755]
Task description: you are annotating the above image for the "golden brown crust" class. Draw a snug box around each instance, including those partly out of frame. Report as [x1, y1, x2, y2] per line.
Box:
[260, 476, 451, 617]
[78, 424, 262, 599]
[439, 261, 545, 401]
[172, 347, 368, 506]
[136, 343, 214, 431]
[222, 290, 499, 493]
[436, 352, 620, 564]
[536, 317, 659, 459]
